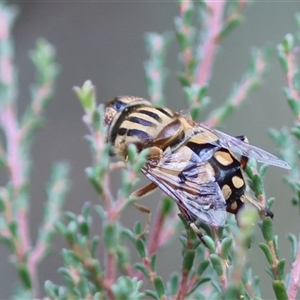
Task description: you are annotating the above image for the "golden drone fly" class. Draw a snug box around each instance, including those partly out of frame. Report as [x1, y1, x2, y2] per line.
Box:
[104, 96, 290, 230]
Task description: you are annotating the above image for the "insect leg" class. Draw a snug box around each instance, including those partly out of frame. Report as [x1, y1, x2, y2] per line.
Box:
[133, 203, 152, 239]
[235, 135, 249, 169]
[235, 135, 248, 143]
[176, 205, 208, 245]
[130, 182, 157, 198]
[147, 145, 163, 159]
[235, 136, 274, 218]
[128, 146, 162, 239]
[242, 194, 274, 218]
[130, 182, 158, 239]
[109, 161, 126, 171]
[190, 223, 205, 239]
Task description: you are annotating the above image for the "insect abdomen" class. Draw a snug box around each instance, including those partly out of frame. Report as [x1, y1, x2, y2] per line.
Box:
[209, 149, 246, 214]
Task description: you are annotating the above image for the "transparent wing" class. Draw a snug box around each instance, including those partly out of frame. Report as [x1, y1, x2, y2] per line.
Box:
[142, 144, 227, 227]
[192, 123, 291, 169]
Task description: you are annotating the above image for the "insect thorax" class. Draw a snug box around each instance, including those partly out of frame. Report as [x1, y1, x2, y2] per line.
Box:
[109, 104, 182, 159]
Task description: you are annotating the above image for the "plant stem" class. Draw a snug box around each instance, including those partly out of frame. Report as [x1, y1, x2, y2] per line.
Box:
[287, 233, 300, 300]
[0, 103, 41, 296]
[196, 1, 226, 86]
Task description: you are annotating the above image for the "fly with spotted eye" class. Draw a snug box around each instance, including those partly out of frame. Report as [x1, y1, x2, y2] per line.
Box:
[104, 96, 290, 233]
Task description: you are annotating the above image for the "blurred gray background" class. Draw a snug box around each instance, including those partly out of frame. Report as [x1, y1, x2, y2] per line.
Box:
[0, 1, 299, 299]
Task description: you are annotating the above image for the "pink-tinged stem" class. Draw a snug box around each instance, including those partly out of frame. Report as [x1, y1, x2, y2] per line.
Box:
[176, 228, 194, 300]
[186, 274, 199, 294]
[179, 0, 191, 15]
[102, 174, 112, 212]
[29, 242, 46, 267]
[123, 263, 136, 278]
[0, 6, 40, 294]
[147, 205, 178, 256]
[108, 195, 126, 223]
[157, 220, 178, 248]
[0, 105, 32, 255]
[28, 238, 48, 295]
[142, 257, 156, 282]
[285, 48, 300, 123]
[286, 50, 300, 101]
[196, 1, 226, 86]
[178, 1, 193, 82]
[0, 105, 22, 188]
[205, 51, 267, 128]
[0, 13, 12, 85]
[176, 271, 189, 300]
[102, 252, 116, 300]
[0, 104, 41, 296]
[147, 205, 166, 256]
[287, 233, 300, 300]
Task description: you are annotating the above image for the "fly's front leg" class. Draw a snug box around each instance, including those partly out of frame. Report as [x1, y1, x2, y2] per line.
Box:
[129, 146, 162, 239]
[131, 182, 157, 239]
[130, 182, 157, 239]
[133, 203, 151, 240]
[130, 182, 158, 198]
[146, 145, 164, 161]
[109, 161, 126, 171]
[129, 145, 162, 200]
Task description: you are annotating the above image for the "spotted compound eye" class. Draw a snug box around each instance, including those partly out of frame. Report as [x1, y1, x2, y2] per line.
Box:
[110, 99, 127, 112]
[104, 97, 129, 126]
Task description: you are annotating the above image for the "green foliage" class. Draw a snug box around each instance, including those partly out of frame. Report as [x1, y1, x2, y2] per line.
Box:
[0, 1, 299, 299]
[0, 2, 69, 298]
[144, 32, 172, 106]
[111, 277, 144, 300]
